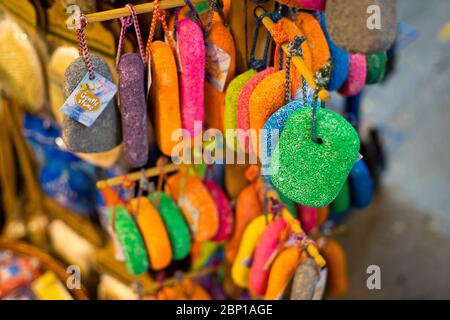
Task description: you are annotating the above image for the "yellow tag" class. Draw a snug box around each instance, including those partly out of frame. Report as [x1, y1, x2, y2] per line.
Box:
[31, 271, 73, 300]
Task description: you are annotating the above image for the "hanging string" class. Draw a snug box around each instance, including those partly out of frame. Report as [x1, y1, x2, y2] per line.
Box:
[146, 0, 175, 60]
[284, 35, 306, 103]
[249, 10, 281, 71]
[269, 21, 289, 72]
[204, 0, 217, 37]
[115, 16, 133, 67]
[311, 60, 332, 144]
[76, 15, 95, 80]
[126, 4, 146, 62]
[184, 0, 202, 26]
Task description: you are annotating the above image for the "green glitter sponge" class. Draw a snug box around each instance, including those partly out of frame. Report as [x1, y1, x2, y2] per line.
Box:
[269, 107, 360, 208]
[366, 52, 387, 85]
[108, 206, 149, 275]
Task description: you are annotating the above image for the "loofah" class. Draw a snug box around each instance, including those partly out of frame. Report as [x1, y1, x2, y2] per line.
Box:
[63, 54, 122, 153]
[349, 160, 373, 208]
[366, 51, 387, 84]
[0, 16, 45, 112]
[338, 53, 367, 97]
[297, 205, 318, 233]
[118, 53, 149, 168]
[148, 192, 191, 261]
[249, 217, 288, 296]
[177, 18, 205, 137]
[321, 239, 348, 297]
[270, 107, 360, 207]
[225, 182, 262, 262]
[205, 21, 236, 132]
[232, 214, 274, 288]
[265, 247, 302, 300]
[224, 69, 257, 149]
[296, 0, 326, 11]
[319, 14, 350, 91]
[149, 41, 182, 156]
[108, 206, 149, 275]
[165, 170, 219, 242]
[290, 257, 319, 300]
[330, 180, 350, 214]
[325, 0, 398, 53]
[237, 67, 275, 152]
[295, 12, 331, 74]
[129, 197, 172, 270]
[203, 180, 234, 242]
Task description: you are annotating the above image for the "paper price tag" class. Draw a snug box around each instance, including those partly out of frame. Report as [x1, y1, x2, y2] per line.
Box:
[205, 40, 231, 92]
[60, 71, 117, 127]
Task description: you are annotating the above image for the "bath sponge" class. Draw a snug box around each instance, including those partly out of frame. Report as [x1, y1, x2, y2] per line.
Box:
[296, 0, 326, 11]
[338, 53, 367, 97]
[237, 67, 275, 153]
[290, 258, 319, 300]
[321, 239, 348, 297]
[177, 18, 205, 137]
[224, 69, 257, 148]
[63, 54, 122, 153]
[148, 192, 191, 261]
[325, 0, 398, 53]
[149, 41, 182, 156]
[129, 197, 172, 270]
[366, 51, 387, 84]
[118, 53, 148, 167]
[349, 160, 373, 208]
[297, 205, 318, 233]
[108, 205, 149, 275]
[270, 107, 360, 207]
[330, 180, 351, 214]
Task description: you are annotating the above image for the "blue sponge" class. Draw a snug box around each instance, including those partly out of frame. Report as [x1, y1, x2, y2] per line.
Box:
[320, 14, 350, 91]
[349, 159, 373, 208]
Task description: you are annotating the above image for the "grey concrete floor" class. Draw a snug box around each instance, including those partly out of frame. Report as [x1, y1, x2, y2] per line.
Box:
[338, 0, 450, 299]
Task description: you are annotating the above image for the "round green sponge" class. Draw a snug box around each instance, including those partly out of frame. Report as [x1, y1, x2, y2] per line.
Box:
[108, 205, 149, 275]
[366, 52, 387, 84]
[270, 107, 360, 208]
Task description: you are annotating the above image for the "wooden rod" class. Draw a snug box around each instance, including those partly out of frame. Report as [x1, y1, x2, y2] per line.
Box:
[254, 7, 330, 102]
[96, 163, 180, 189]
[84, 0, 200, 23]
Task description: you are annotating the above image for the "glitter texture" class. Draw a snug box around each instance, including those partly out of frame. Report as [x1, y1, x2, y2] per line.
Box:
[265, 247, 301, 300]
[325, 0, 397, 53]
[165, 171, 219, 242]
[349, 160, 373, 208]
[118, 53, 148, 168]
[224, 69, 257, 148]
[108, 205, 149, 275]
[296, 0, 326, 11]
[149, 41, 182, 156]
[249, 217, 287, 296]
[63, 54, 122, 153]
[270, 107, 360, 207]
[177, 18, 205, 137]
[366, 51, 387, 84]
[296, 12, 330, 74]
[129, 197, 172, 270]
[290, 258, 318, 300]
[205, 22, 236, 132]
[237, 67, 275, 152]
[338, 53, 367, 97]
[320, 14, 350, 91]
[148, 192, 191, 261]
[204, 180, 234, 242]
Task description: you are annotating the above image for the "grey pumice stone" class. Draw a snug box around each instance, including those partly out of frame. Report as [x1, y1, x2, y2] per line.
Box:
[290, 258, 319, 300]
[62, 54, 122, 153]
[325, 0, 397, 53]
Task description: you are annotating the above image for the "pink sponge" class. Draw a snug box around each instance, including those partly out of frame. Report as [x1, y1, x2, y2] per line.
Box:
[296, 0, 326, 11]
[237, 67, 274, 153]
[177, 18, 205, 137]
[249, 217, 287, 296]
[338, 53, 367, 97]
[204, 180, 234, 242]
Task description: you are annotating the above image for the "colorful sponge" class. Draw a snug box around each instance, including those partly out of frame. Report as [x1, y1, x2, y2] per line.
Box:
[325, 0, 398, 53]
[148, 192, 191, 261]
[366, 51, 387, 84]
[224, 69, 258, 149]
[108, 205, 149, 275]
[349, 160, 373, 208]
[177, 18, 205, 137]
[63, 54, 122, 153]
[338, 53, 367, 97]
[330, 180, 350, 214]
[320, 14, 350, 91]
[296, 0, 326, 11]
[290, 258, 319, 300]
[321, 239, 348, 297]
[270, 107, 360, 207]
[237, 67, 275, 153]
[149, 41, 182, 156]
